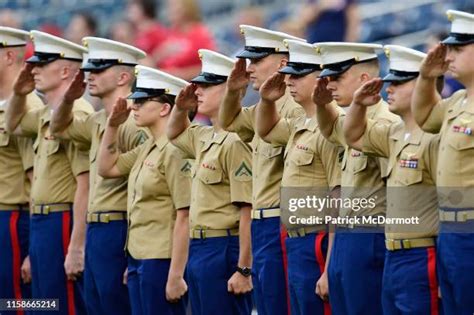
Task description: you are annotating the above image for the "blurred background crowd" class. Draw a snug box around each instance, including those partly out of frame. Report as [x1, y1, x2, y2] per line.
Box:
[1, 0, 472, 107]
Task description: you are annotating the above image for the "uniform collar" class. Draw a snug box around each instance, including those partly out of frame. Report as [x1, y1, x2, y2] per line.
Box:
[275, 88, 291, 113]
[200, 129, 229, 152]
[295, 115, 318, 132]
[367, 99, 385, 119]
[39, 106, 52, 126]
[390, 123, 423, 145]
[154, 134, 169, 151]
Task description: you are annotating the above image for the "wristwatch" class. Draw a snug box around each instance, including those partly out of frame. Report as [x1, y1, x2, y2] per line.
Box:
[236, 266, 252, 277]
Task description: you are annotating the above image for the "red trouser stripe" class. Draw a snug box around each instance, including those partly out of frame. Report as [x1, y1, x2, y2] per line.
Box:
[427, 247, 439, 315]
[315, 232, 331, 315]
[9, 211, 24, 315]
[279, 225, 291, 315]
[62, 212, 75, 315]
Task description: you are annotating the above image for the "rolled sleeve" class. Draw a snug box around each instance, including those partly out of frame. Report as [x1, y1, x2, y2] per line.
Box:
[227, 140, 252, 204]
[116, 144, 143, 175]
[265, 117, 293, 146]
[166, 149, 192, 210]
[362, 119, 391, 158]
[226, 105, 256, 143]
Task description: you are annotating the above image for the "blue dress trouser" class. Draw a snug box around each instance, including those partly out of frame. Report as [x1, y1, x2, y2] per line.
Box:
[0, 209, 30, 315]
[251, 216, 289, 315]
[437, 221, 474, 315]
[328, 228, 385, 315]
[84, 220, 130, 315]
[382, 247, 441, 315]
[127, 257, 187, 315]
[29, 210, 86, 315]
[285, 231, 331, 315]
[187, 235, 252, 315]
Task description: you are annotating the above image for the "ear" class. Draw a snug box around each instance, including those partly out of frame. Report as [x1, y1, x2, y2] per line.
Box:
[359, 72, 371, 83]
[117, 71, 132, 87]
[159, 103, 172, 117]
[5, 50, 15, 66]
[278, 55, 288, 69]
[60, 65, 71, 80]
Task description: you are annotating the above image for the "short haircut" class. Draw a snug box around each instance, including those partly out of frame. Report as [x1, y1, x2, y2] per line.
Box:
[352, 59, 380, 77]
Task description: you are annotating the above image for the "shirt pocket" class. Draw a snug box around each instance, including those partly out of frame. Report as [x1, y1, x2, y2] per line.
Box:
[0, 131, 10, 147]
[46, 139, 60, 156]
[196, 168, 223, 185]
[292, 150, 314, 167]
[447, 114, 474, 151]
[261, 144, 283, 159]
[396, 168, 423, 186]
[352, 155, 368, 174]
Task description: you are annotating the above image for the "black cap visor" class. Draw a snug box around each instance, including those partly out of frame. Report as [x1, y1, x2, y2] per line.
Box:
[442, 32, 474, 46]
[383, 70, 419, 83]
[319, 57, 378, 78]
[279, 62, 321, 76]
[128, 87, 166, 100]
[26, 52, 64, 65]
[191, 72, 228, 84]
[236, 46, 283, 59]
[82, 59, 136, 72]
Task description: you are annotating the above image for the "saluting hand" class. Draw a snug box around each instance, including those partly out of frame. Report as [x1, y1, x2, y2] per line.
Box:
[166, 276, 188, 303]
[312, 78, 333, 106]
[64, 248, 84, 281]
[13, 64, 35, 96]
[315, 271, 329, 302]
[259, 72, 286, 102]
[353, 78, 383, 107]
[420, 43, 449, 79]
[175, 84, 198, 112]
[227, 272, 253, 295]
[108, 97, 131, 127]
[63, 70, 86, 104]
[226, 58, 250, 93]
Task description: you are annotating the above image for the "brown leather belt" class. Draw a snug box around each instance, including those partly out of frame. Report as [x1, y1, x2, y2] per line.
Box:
[0, 203, 29, 211]
[385, 237, 435, 251]
[87, 212, 127, 223]
[32, 203, 72, 215]
[190, 228, 239, 239]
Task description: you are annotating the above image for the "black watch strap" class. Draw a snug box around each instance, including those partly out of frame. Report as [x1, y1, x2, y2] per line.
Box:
[236, 266, 252, 277]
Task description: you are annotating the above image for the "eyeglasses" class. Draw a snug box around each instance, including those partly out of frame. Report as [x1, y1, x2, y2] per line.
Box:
[132, 98, 162, 106]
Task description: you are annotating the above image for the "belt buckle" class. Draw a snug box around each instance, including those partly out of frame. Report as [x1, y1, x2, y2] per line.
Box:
[402, 239, 412, 249]
[43, 205, 50, 215]
[458, 212, 467, 222]
[298, 227, 306, 237]
[101, 214, 110, 223]
[385, 239, 395, 251]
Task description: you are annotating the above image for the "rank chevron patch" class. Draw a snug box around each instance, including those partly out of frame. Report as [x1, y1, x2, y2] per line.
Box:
[235, 161, 252, 177]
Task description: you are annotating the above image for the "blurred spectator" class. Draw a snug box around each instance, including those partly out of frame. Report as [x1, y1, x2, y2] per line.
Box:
[127, 0, 168, 55]
[0, 9, 21, 28]
[425, 30, 464, 97]
[110, 20, 135, 46]
[154, 0, 216, 81]
[277, 18, 306, 38]
[66, 12, 97, 44]
[298, 0, 360, 43]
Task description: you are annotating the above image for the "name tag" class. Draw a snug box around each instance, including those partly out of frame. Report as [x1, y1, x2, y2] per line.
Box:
[201, 162, 216, 170]
[296, 144, 309, 151]
[144, 160, 155, 168]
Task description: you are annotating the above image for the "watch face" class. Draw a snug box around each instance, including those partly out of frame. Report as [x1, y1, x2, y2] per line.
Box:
[239, 267, 251, 276]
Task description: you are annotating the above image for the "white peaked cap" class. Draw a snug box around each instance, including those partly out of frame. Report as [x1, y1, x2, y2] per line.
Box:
[198, 49, 235, 76]
[0, 26, 29, 47]
[29, 30, 86, 60]
[443, 10, 474, 45]
[384, 45, 426, 73]
[317, 42, 382, 66]
[83, 37, 146, 65]
[285, 39, 322, 65]
[134, 65, 188, 96]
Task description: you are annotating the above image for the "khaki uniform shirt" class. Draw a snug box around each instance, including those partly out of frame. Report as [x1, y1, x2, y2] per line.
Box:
[62, 110, 147, 212]
[329, 100, 400, 218]
[0, 93, 42, 205]
[421, 90, 474, 209]
[115, 135, 191, 259]
[173, 125, 252, 230]
[225, 90, 304, 209]
[18, 98, 92, 205]
[266, 114, 342, 229]
[363, 120, 439, 239]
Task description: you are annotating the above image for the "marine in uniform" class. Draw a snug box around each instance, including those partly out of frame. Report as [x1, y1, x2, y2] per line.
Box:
[97, 66, 191, 315]
[255, 39, 342, 314]
[5, 31, 93, 315]
[411, 10, 474, 315]
[219, 25, 305, 315]
[49, 37, 147, 315]
[343, 45, 441, 315]
[0, 26, 43, 308]
[167, 49, 253, 315]
[313, 42, 399, 315]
